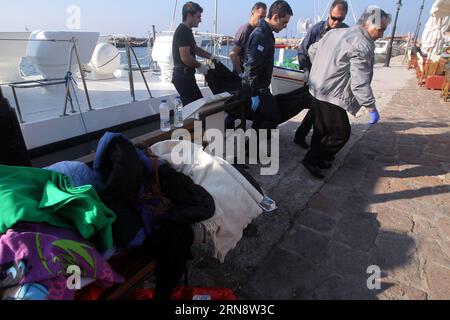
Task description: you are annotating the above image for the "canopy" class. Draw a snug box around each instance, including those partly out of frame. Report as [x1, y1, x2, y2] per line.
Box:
[421, 0, 450, 61]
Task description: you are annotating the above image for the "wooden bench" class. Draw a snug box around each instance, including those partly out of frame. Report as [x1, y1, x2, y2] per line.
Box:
[76, 120, 195, 300]
[441, 71, 450, 102]
[76, 97, 247, 300]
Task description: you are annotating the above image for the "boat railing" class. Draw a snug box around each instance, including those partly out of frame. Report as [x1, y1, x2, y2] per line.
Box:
[0, 37, 93, 123]
[124, 38, 153, 101]
[0, 32, 232, 123]
[0, 36, 156, 123]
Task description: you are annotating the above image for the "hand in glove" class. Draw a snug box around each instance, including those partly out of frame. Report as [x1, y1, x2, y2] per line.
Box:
[251, 96, 260, 111]
[368, 109, 380, 125]
[196, 63, 209, 75]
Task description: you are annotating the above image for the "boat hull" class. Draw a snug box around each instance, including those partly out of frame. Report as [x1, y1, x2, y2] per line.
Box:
[271, 66, 306, 95]
[0, 32, 30, 83]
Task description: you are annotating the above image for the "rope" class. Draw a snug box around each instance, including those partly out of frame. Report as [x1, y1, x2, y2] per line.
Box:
[0, 38, 72, 42]
[128, 39, 149, 46]
[348, 0, 358, 24]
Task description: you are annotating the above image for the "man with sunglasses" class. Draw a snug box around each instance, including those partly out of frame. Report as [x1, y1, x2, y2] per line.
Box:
[294, 0, 349, 149]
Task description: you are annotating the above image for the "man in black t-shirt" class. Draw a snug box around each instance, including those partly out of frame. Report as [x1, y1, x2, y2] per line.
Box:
[229, 2, 267, 76]
[172, 2, 219, 106]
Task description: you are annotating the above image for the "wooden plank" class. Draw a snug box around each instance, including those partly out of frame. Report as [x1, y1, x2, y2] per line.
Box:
[75, 119, 195, 165]
[76, 120, 195, 300]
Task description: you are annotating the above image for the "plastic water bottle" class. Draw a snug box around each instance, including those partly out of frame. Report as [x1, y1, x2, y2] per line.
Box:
[174, 96, 184, 128]
[159, 99, 171, 132]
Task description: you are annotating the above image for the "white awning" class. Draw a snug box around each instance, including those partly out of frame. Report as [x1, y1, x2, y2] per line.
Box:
[421, 0, 450, 61]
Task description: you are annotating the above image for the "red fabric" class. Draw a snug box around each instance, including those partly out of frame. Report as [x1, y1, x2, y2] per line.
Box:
[426, 75, 445, 90]
[74, 285, 105, 300]
[128, 287, 236, 301]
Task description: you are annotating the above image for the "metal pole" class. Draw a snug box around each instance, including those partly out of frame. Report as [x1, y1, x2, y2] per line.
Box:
[214, 0, 218, 35]
[72, 37, 94, 110]
[214, 0, 218, 55]
[63, 45, 75, 116]
[413, 0, 426, 44]
[10, 87, 24, 123]
[130, 46, 153, 98]
[321, 0, 332, 21]
[152, 25, 156, 48]
[170, 0, 178, 32]
[347, 0, 358, 24]
[385, 0, 402, 67]
[126, 39, 136, 102]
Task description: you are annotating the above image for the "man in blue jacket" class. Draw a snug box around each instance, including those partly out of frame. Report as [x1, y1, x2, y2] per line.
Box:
[243, 0, 293, 132]
[294, 0, 349, 149]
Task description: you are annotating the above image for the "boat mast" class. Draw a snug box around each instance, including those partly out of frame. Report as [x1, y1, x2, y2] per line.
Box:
[170, 0, 178, 32]
[321, 0, 332, 21]
[413, 0, 426, 44]
[385, 0, 403, 67]
[214, 0, 218, 35]
[347, 0, 358, 24]
[214, 0, 218, 55]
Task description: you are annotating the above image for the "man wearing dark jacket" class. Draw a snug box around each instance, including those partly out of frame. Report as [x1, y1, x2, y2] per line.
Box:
[294, 0, 349, 149]
[243, 0, 293, 131]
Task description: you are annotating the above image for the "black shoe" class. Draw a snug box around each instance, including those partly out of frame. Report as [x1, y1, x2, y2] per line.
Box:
[317, 160, 332, 170]
[302, 160, 325, 179]
[294, 137, 310, 149]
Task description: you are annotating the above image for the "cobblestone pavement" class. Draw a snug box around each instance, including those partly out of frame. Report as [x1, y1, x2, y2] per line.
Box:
[187, 65, 450, 300]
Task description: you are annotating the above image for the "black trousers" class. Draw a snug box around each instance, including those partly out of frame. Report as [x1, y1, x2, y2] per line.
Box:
[304, 97, 351, 165]
[172, 69, 203, 106]
[295, 108, 314, 140]
[142, 221, 194, 301]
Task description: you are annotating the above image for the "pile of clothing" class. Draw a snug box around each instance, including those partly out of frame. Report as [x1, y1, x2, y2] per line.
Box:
[0, 133, 216, 300]
[0, 132, 269, 300]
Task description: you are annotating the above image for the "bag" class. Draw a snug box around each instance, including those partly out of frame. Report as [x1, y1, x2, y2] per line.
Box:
[275, 86, 312, 125]
[205, 61, 242, 95]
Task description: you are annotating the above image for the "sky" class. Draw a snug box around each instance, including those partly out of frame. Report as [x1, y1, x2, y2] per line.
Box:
[0, 0, 434, 38]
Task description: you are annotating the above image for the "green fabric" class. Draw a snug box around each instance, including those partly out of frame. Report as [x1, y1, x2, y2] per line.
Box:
[0, 165, 116, 250]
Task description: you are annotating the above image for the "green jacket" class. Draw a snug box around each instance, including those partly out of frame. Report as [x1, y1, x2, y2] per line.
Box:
[0, 165, 116, 250]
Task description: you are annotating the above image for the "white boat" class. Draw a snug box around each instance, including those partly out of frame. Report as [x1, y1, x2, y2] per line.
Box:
[26, 31, 100, 80]
[0, 0, 302, 162]
[0, 30, 214, 156]
[151, 32, 207, 82]
[271, 66, 306, 95]
[0, 32, 30, 83]
[375, 39, 405, 57]
[271, 45, 306, 95]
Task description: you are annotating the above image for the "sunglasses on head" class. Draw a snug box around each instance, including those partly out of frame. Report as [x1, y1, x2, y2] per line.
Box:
[330, 15, 345, 22]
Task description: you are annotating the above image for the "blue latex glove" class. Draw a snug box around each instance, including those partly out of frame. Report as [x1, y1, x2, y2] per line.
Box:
[251, 96, 260, 111]
[369, 109, 380, 125]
